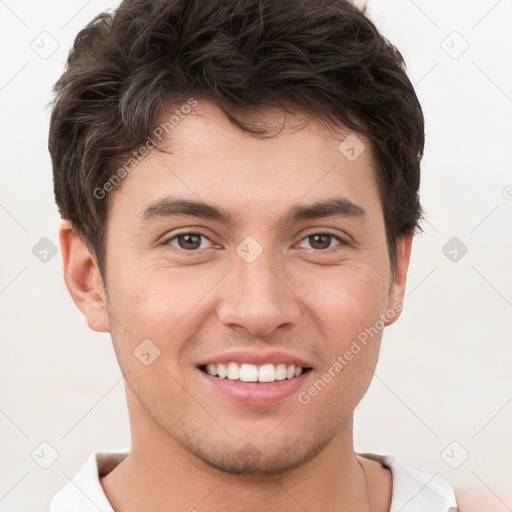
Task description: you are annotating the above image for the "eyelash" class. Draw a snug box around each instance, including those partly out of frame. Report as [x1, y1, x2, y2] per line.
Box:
[161, 230, 347, 253]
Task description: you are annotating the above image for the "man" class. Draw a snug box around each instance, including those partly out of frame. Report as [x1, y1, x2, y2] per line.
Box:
[48, 0, 460, 510]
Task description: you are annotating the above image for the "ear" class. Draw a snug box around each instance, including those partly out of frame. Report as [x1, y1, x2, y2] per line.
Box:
[386, 234, 413, 326]
[59, 221, 110, 332]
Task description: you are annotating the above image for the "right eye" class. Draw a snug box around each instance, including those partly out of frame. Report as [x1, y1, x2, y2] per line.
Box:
[163, 232, 215, 252]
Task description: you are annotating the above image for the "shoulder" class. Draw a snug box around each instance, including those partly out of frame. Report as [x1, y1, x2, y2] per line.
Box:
[49, 451, 128, 512]
[358, 452, 460, 512]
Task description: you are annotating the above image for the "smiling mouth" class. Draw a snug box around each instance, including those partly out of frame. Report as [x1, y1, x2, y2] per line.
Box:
[198, 363, 313, 383]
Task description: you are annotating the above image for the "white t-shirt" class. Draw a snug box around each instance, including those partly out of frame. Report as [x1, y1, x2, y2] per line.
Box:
[49, 451, 460, 511]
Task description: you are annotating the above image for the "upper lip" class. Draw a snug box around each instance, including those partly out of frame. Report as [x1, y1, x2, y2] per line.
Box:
[198, 349, 313, 368]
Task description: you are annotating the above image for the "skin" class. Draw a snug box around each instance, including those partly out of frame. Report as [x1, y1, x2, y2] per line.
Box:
[60, 98, 413, 512]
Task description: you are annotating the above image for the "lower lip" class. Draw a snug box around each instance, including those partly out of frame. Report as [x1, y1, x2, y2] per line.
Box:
[197, 368, 312, 406]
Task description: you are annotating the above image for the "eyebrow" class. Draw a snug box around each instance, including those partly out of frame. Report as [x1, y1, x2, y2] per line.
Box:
[138, 196, 366, 225]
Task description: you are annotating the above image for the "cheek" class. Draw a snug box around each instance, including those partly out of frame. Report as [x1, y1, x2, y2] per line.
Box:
[298, 265, 388, 399]
[299, 263, 390, 340]
[109, 262, 191, 327]
[106, 264, 215, 371]
[106, 270, 193, 408]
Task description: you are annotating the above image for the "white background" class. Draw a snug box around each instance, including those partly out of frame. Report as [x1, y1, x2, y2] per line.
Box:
[0, 0, 511, 510]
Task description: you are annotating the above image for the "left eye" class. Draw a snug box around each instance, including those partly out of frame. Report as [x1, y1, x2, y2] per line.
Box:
[296, 232, 345, 251]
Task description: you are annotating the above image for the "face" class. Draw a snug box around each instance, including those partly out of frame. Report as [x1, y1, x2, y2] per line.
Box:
[83, 99, 410, 475]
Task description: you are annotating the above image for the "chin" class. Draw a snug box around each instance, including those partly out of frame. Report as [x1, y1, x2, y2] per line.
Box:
[184, 434, 331, 476]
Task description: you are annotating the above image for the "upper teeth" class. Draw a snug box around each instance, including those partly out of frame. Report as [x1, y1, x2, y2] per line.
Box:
[206, 362, 303, 382]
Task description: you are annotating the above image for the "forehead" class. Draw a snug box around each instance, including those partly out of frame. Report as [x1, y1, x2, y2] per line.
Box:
[107, 98, 382, 223]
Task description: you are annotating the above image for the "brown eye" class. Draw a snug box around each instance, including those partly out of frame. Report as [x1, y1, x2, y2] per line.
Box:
[309, 234, 332, 250]
[165, 232, 211, 251]
[297, 231, 345, 251]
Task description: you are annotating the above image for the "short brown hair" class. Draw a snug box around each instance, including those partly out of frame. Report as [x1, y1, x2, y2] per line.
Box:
[49, 0, 424, 279]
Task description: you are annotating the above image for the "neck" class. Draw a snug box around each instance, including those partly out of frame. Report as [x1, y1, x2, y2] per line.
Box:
[101, 389, 376, 512]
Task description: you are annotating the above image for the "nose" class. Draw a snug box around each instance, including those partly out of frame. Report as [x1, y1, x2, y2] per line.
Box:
[216, 247, 303, 336]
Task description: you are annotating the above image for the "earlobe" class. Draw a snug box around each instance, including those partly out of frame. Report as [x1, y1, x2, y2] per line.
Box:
[59, 221, 110, 333]
[386, 234, 413, 326]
